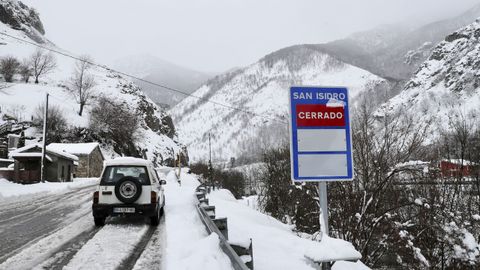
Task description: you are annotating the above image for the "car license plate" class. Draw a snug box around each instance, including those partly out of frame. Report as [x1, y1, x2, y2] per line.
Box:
[113, 207, 135, 213]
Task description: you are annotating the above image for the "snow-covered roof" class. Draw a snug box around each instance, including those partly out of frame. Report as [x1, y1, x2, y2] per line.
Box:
[10, 152, 53, 162]
[0, 158, 14, 163]
[104, 157, 151, 167]
[48, 143, 101, 156]
[8, 143, 40, 156]
[442, 159, 475, 166]
[9, 143, 78, 161]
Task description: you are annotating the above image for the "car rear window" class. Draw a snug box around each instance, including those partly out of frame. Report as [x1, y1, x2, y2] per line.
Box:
[101, 166, 150, 185]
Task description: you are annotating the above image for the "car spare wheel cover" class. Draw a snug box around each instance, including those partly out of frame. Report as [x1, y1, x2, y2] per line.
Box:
[115, 176, 142, 203]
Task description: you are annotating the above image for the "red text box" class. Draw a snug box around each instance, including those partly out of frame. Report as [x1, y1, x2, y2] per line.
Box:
[296, 104, 345, 127]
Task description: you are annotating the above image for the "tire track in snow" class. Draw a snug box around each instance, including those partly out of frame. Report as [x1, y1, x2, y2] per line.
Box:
[130, 215, 167, 270]
[118, 216, 163, 270]
[62, 217, 152, 270]
[38, 226, 102, 270]
[0, 209, 94, 270]
[0, 186, 96, 264]
[0, 185, 95, 227]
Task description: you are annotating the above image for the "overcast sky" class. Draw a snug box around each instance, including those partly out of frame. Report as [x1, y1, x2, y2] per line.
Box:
[22, 0, 480, 73]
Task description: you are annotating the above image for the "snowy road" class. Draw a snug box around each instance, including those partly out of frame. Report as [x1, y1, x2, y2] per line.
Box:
[0, 182, 166, 270]
[0, 169, 235, 270]
[0, 184, 96, 264]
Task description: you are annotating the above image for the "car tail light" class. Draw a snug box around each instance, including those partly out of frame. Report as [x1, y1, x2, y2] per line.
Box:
[93, 191, 99, 204]
[151, 191, 157, 204]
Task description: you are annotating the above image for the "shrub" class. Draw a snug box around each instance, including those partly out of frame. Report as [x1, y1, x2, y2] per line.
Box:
[0, 56, 20, 82]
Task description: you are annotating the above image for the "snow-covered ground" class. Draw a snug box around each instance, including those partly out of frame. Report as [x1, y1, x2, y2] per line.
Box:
[0, 177, 98, 201]
[162, 169, 233, 270]
[209, 189, 365, 270]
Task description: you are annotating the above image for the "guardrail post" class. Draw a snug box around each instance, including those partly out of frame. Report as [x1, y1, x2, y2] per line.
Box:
[195, 191, 205, 200]
[213, 217, 228, 240]
[231, 241, 254, 270]
[199, 198, 209, 205]
[246, 239, 254, 270]
[203, 205, 216, 219]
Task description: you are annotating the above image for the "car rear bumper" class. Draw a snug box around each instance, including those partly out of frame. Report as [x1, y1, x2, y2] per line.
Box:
[92, 203, 157, 217]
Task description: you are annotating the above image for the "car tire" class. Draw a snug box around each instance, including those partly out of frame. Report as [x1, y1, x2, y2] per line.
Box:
[115, 176, 143, 204]
[94, 217, 105, 226]
[150, 205, 160, 226]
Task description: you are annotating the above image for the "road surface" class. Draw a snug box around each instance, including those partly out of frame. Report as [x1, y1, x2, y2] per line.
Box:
[0, 183, 165, 270]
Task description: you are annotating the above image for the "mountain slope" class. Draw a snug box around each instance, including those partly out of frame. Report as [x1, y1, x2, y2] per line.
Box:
[377, 18, 480, 136]
[0, 0, 184, 165]
[114, 54, 213, 108]
[170, 45, 390, 162]
[315, 3, 480, 80]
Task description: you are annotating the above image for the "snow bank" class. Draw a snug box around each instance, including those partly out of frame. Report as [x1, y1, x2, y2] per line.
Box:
[209, 189, 364, 270]
[163, 169, 233, 270]
[0, 178, 98, 201]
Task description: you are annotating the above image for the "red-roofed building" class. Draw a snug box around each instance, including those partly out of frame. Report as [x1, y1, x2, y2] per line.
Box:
[440, 159, 475, 178]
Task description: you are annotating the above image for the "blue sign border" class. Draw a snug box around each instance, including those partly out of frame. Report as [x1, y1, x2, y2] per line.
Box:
[289, 86, 354, 182]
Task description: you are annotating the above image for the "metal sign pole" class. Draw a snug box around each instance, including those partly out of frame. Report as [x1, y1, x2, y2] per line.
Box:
[318, 181, 329, 236]
[319, 181, 331, 270]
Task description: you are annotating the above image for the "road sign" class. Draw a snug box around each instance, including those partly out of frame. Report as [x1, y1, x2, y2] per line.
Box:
[289, 86, 353, 182]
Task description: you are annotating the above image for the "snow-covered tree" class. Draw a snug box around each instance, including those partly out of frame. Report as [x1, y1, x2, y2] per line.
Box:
[89, 96, 140, 156]
[19, 59, 32, 83]
[67, 55, 96, 116]
[32, 103, 67, 144]
[30, 48, 56, 84]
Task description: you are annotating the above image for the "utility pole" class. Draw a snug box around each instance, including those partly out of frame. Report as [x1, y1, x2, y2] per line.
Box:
[41, 93, 49, 183]
[208, 133, 214, 189]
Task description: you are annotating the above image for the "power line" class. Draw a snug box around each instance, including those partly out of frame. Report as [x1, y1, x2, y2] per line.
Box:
[0, 31, 288, 124]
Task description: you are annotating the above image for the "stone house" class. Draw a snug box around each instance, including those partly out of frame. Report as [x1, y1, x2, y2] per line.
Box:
[0, 158, 13, 168]
[48, 143, 105, 178]
[9, 144, 78, 183]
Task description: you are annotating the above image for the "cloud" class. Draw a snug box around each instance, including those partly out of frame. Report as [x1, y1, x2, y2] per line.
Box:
[22, 0, 480, 73]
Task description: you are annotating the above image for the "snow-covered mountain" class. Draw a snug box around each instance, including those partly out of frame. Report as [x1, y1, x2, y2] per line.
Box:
[0, 0, 184, 165]
[114, 54, 213, 108]
[377, 18, 480, 137]
[170, 45, 390, 162]
[316, 3, 480, 80]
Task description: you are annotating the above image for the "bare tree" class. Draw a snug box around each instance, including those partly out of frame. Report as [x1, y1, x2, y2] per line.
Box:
[68, 55, 96, 116]
[19, 59, 32, 83]
[89, 96, 140, 156]
[30, 48, 57, 84]
[7, 105, 27, 122]
[0, 56, 20, 82]
[32, 103, 68, 144]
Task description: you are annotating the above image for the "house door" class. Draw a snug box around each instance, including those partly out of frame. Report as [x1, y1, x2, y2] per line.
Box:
[67, 165, 71, 182]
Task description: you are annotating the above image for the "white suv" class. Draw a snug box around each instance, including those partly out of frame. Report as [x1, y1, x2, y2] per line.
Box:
[92, 157, 166, 226]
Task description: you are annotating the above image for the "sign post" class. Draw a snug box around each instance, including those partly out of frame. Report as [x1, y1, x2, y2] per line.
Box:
[289, 86, 353, 233]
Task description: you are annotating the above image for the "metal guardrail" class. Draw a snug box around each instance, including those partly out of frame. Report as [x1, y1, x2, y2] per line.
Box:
[194, 184, 254, 270]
